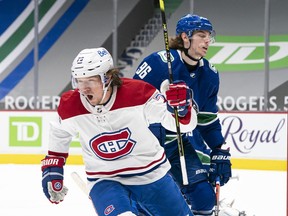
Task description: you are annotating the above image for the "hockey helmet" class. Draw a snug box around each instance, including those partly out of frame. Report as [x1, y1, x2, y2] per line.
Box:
[176, 14, 215, 39]
[71, 47, 114, 84]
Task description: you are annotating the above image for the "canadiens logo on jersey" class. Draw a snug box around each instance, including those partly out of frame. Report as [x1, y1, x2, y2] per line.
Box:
[104, 204, 115, 215]
[89, 128, 136, 160]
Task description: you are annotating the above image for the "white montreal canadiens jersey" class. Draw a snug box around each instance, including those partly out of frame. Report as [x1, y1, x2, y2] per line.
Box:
[48, 78, 196, 185]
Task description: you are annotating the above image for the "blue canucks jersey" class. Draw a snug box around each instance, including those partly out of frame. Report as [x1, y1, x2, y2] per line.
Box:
[133, 49, 224, 150]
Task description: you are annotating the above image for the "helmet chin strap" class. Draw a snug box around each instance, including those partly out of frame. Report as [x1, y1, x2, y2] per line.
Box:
[183, 39, 203, 62]
[99, 79, 112, 104]
[183, 48, 203, 62]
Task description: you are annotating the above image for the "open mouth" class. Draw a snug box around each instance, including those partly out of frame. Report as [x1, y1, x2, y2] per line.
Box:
[87, 95, 93, 100]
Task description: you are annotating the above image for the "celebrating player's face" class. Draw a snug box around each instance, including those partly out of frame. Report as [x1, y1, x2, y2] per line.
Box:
[76, 76, 104, 105]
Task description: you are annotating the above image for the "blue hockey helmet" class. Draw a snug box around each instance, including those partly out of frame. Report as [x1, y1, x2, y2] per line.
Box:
[176, 14, 215, 39]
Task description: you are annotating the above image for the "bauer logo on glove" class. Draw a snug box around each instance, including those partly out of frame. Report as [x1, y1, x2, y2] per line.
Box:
[211, 155, 231, 160]
[209, 148, 232, 186]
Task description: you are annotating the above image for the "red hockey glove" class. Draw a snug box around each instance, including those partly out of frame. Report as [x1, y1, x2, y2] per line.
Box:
[164, 80, 192, 117]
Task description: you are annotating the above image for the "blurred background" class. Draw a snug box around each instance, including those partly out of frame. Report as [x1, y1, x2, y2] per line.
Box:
[0, 0, 287, 111]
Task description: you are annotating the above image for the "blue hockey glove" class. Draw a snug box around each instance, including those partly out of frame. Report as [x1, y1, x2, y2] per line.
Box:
[209, 148, 232, 186]
[41, 155, 68, 204]
[161, 79, 192, 117]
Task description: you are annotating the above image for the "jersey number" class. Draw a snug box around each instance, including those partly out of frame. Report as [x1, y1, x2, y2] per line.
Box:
[135, 62, 151, 79]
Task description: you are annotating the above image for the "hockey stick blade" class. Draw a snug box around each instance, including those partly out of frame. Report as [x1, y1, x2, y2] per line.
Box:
[230, 175, 239, 181]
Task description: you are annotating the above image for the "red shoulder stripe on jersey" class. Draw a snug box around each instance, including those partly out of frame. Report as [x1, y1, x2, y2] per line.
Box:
[111, 78, 157, 110]
[58, 90, 90, 120]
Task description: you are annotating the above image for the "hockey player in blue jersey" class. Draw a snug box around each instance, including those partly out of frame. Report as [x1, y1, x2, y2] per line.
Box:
[133, 14, 232, 216]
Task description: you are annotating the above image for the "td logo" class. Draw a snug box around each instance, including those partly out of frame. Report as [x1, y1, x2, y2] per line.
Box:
[9, 117, 42, 147]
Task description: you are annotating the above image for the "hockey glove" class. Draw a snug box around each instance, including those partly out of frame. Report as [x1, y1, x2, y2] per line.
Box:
[209, 148, 232, 186]
[41, 155, 68, 204]
[161, 79, 192, 117]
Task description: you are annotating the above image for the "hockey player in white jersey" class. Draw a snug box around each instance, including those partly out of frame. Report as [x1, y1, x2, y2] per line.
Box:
[41, 47, 198, 216]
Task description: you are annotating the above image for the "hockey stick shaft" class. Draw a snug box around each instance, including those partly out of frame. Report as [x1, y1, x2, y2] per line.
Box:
[70, 172, 98, 216]
[214, 176, 221, 216]
[71, 171, 89, 196]
[159, 0, 188, 185]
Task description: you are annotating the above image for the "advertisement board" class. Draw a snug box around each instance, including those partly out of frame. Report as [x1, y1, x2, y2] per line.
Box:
[0, 111, 286, 170]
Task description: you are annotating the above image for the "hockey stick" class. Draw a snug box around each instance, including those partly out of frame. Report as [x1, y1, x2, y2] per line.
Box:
[230, 175, 239, 181]
[213, 175, 239, 216]
[71, 171, 89, 196]
[70, 172, 99, 216]
[214, 176, 221, 216]
[158, 0, 188, 185]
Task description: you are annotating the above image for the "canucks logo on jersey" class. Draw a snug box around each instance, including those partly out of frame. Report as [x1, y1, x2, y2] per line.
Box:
[157, 50, 175, 63]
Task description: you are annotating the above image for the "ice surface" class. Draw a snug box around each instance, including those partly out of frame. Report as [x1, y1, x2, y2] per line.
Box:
[0, 164, 286, 216]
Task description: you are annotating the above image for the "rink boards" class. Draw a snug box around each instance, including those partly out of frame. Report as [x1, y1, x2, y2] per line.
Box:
[0, 111, 287, 171]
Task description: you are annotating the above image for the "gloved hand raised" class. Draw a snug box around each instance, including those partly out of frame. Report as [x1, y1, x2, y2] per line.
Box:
[161, 79, 192, 117]
[209, 148, 232, 186]
[41, 155, 68, 204]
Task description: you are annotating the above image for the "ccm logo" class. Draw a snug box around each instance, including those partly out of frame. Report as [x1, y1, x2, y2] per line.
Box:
[212, 155, 231, 160]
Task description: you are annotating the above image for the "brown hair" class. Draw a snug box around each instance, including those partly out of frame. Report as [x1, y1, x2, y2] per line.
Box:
[169, 35, 185, 51]
[106, 68, 122, 87]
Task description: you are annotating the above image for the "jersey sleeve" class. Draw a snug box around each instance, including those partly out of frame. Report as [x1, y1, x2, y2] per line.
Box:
[197, 119, 225, 149]
[133, 51, 169, 90]
[48, 118, 74, 155]
[48, 92, 80, 155]
[197, 61, 225, 149]
[144, 90, 197, 133]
